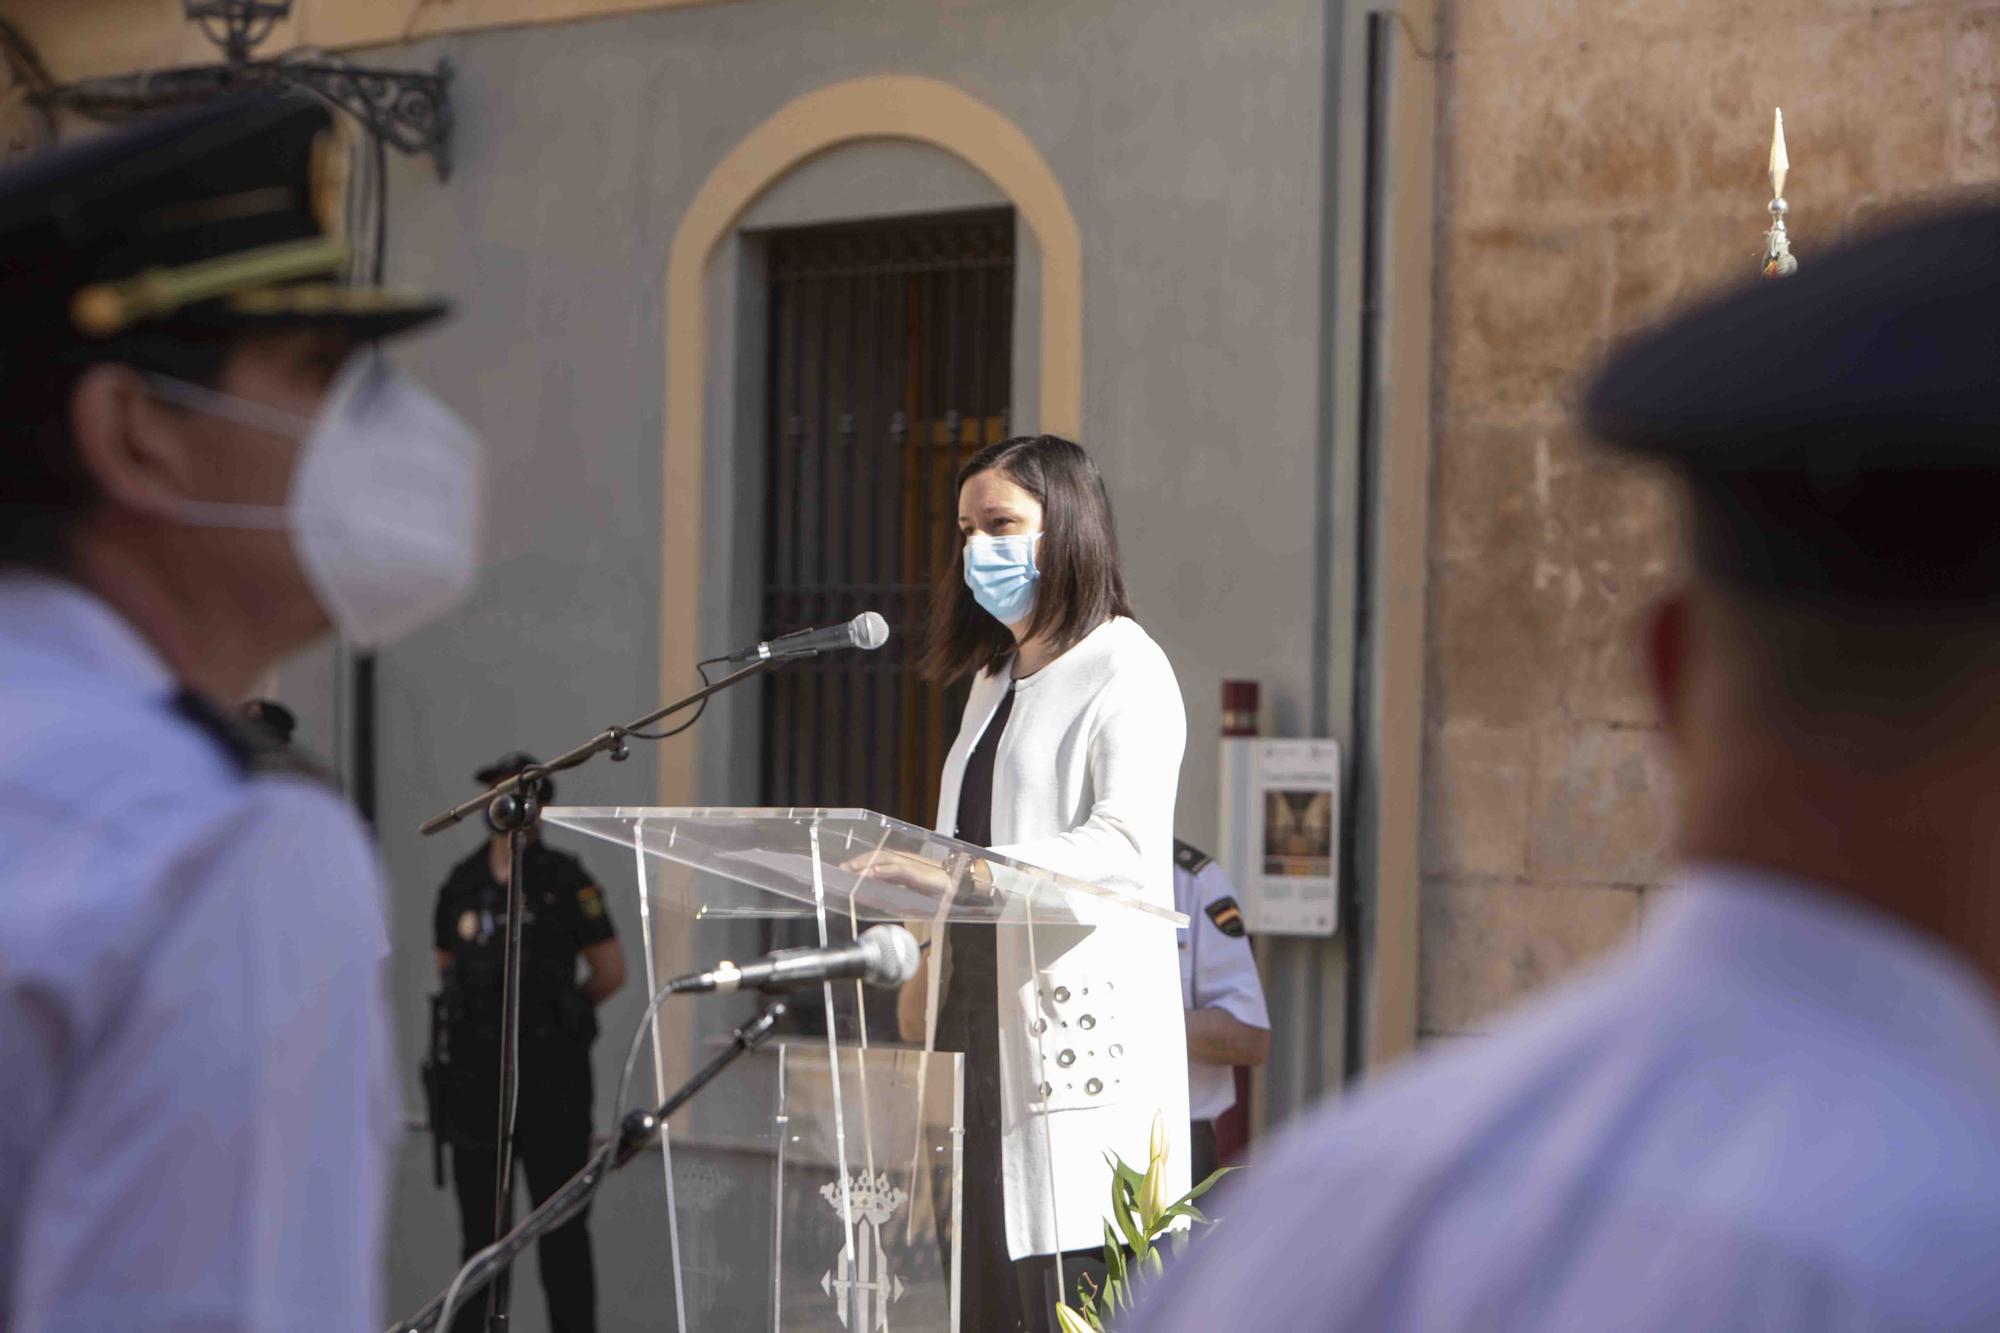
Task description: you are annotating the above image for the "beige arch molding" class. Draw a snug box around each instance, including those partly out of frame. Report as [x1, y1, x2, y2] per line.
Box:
[658, 75, 1083, 804]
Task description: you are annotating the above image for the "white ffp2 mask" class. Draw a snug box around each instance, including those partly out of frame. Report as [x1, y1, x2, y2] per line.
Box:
[146, 352, 487, 648]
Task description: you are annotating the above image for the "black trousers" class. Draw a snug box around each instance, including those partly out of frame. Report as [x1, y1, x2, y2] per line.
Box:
[1189, 1118, 1221, 1190]
[446, 1042, 597, 1333]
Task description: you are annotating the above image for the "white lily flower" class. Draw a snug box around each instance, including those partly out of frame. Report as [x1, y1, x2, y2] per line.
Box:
[1141, 1111, 1171, 1224]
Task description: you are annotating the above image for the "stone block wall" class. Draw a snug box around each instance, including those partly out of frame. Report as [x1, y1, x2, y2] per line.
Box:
[1420, 0, 2000, 1035]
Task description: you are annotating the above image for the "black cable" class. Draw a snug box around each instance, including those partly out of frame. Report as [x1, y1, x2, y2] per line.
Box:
[625, 656, 728, 740]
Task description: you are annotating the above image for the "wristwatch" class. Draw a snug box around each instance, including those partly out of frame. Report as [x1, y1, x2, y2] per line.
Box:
[943, 850, 995, 895]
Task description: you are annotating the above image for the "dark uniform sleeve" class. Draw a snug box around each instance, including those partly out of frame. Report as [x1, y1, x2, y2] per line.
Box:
[553, 852, 616, 948]
[574, 878, 615, 948]
[432, 881, 458, 953]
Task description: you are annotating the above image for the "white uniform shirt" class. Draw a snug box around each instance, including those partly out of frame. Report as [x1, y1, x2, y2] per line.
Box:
[0, 575, 396, 1332]
[1172, 845, 1269, 1122]
[1137, 866, 2000, 1331]
[932, 615, 1190, 1259]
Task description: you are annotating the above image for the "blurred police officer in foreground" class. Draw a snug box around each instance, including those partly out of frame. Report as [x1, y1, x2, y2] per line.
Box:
[1140, 207, 2000, 1331]
[0, 94, 480, 1329]
[432, 753, 624, 1333]
[1172, 839, 1269, 1184]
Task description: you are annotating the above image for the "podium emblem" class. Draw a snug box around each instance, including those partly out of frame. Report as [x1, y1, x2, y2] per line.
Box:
[819, 1170, 908, 1330]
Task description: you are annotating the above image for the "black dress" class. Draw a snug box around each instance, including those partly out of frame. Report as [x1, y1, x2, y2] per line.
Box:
[934, 684, 1019, 1329]
[932, 686, 1100, 1331]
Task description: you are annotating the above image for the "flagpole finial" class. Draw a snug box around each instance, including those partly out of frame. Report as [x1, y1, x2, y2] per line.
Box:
[1770, 107, 1789, 202]
[1764, 107, 1797, 279]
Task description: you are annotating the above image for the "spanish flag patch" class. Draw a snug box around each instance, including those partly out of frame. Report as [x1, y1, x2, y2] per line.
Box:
[1205, 896, 1246, 938]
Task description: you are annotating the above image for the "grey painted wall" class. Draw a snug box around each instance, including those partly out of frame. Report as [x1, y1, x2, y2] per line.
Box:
[361, 1, 1333, 1323]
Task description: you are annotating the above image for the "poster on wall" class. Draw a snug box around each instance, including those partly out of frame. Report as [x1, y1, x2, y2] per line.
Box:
[1217, 738, 1342, 936]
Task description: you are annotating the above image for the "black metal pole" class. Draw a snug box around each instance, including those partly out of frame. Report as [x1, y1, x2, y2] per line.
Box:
[482, 815, 534, 1332]
[351, 134, 388, 830]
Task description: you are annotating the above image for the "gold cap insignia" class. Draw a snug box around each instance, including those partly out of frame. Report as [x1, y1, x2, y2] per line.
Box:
[309, 124, 353, 245]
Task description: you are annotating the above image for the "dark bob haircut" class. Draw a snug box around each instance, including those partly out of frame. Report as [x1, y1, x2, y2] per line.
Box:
[921, 434, 1135, 682]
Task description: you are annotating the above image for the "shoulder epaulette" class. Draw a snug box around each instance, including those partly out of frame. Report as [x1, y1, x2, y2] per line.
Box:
[1173, 839, 1212, 874]
[169, 690, 336, 786]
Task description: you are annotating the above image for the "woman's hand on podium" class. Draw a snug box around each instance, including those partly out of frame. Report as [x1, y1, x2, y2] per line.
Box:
[843, 848, 954, 895]
[842, 848, 995, 898]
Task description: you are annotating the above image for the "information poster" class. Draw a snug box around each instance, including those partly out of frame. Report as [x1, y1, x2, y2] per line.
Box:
[1217, 738, 1342, 936]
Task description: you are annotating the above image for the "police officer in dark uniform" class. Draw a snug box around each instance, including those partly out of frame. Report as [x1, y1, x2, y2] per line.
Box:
[432, 752, 625, 1333]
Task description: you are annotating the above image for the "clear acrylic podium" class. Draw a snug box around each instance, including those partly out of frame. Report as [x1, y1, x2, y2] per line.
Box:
[543, 807, 1185, 1332]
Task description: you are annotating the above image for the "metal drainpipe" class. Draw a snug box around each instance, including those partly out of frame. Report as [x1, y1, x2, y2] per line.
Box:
[1341, 9, 1393, 1081]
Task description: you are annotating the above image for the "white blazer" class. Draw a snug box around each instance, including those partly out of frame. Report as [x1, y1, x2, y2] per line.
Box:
[931, 616, 1191, 1259]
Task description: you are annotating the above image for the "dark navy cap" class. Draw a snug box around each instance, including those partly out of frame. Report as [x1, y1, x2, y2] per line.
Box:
[0, 91, 448, 355]
[476, 752, 554, 803]
[1584, 204, 2000, 607]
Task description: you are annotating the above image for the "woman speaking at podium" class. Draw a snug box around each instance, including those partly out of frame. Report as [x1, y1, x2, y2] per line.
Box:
[881, 434, 1191, 1331]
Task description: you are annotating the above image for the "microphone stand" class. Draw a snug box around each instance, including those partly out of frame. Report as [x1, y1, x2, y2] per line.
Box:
[417, 657, 778, 836]
[416, 657, 779, 1332]
[388, 1003, 788, 1333]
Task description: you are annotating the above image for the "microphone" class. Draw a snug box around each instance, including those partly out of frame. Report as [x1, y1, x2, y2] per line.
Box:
[726, 611, 890, 664]
[674, 924, 920, 995]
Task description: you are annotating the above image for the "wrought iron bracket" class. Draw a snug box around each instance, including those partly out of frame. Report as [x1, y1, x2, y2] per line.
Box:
[48, 57, 454, 179]
[19, 1, 454, 180]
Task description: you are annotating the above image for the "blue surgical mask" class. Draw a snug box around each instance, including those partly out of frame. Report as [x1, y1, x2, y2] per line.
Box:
[964, 533, 1041, 625]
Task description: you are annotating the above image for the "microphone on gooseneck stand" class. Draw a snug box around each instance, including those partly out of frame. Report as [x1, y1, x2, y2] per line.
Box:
[725, 611, 891, 664]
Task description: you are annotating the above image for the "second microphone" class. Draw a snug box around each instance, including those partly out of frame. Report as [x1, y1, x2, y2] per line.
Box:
[668, 923, 921, 995]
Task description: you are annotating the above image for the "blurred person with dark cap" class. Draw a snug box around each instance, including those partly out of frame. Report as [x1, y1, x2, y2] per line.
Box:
[0, 93, 481, 1329]
[1135, 208, 2000, 1331]
[431, 752, 624, 1333]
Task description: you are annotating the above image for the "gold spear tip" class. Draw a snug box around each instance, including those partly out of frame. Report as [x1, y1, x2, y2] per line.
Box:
[1770, 107, 1789, 200]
